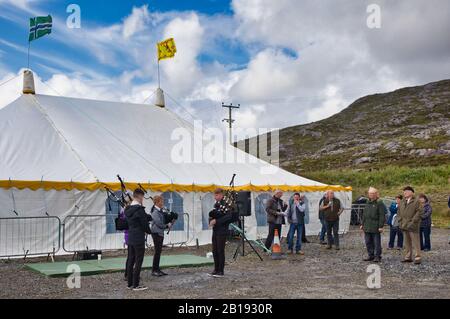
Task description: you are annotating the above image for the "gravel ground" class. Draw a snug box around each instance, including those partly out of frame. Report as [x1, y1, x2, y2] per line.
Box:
[0, 226, 449, 299]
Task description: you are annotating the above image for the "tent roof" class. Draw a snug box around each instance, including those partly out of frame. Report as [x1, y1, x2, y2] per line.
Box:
[0, 94, 350, 192]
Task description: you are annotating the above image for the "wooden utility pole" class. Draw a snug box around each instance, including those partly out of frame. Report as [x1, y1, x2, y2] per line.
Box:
[222, 103, 240, 145]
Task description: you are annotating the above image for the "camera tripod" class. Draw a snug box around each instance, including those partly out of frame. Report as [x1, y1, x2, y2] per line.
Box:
[231, 215, 264, 261]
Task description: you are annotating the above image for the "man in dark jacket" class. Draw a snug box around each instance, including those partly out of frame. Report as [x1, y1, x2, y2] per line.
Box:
[318, 193, 328, 245]
[418, 194, 432, 251]
[320, 190, 343, 250]
[264, 190, 287, 250]
[208, 188, 239, 278]
[361, 187, 386, 262]
[398, 186, 423, 264]
[125, 188, 152, 291]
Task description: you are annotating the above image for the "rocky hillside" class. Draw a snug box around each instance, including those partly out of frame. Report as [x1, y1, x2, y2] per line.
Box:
[240, 79, 450, 173]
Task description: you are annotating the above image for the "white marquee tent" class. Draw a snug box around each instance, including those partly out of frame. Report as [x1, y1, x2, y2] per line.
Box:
[0, 78, 352, 258]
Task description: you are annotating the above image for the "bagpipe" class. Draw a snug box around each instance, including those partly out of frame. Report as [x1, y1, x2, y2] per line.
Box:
[116, 175, 133, 204]
[138, 184, 179, 235]
[209, 174, 237, 220]
[108, 175, 180, 234]
[150, 206, 179, 235]
[106, 175, 135, 231]
[105, 175, 131, 209]
[162, 207, 179, 224]
[137, 183, 153, 201]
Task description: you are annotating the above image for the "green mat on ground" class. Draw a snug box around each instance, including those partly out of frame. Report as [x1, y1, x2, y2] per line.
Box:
[26, 254, 214, 278]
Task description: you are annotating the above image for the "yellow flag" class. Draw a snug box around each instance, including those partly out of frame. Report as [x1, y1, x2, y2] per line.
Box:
[157, 38, 177, 61]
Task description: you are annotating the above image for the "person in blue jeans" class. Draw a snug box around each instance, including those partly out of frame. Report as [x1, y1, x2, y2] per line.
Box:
[388, 195, 403, 249]
[287, 193, 308, 255]
[419, 194, 432, 251]
[318, 194, 329, 245]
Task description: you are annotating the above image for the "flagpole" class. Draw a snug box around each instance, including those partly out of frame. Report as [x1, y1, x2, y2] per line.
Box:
[27, 41, 31, 70]
[157, 60, 161, 88]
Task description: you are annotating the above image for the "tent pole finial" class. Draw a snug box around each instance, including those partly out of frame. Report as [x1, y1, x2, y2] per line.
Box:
[155, 88, 165, 108]
[23, 70, 35, 94]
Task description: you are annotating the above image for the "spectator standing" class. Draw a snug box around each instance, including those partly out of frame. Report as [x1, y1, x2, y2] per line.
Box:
[361, 187, 385, 262]
[398, 186, 423, 265]
[388, 195, 404, 250]
[318, 193, 328, 245]
[265, 190, 288, 250]
[418, 194, 432, 251]
[287, 193, 306, 255]
[320, 191, 343, 250]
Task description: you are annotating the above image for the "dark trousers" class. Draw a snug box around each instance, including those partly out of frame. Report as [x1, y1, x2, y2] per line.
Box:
[265, 223, 282, 250]
[319, 216, 328, 242]
[420, 226, 431, 250]
[124, 253, 129, 279]
[151, 233, 164, 272]
[326, 220, 339, 247]
[212, 232, 227, 273]
[365, 232, 382, 258]
[127, 244, 145, 288]
[388, 226, 403, 248]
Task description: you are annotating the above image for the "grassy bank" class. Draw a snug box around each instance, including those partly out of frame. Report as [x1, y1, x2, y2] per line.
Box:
[303, 165, 450, 227]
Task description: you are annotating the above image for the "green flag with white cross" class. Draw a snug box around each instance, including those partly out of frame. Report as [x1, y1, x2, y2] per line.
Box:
[29, 15, 52, 42]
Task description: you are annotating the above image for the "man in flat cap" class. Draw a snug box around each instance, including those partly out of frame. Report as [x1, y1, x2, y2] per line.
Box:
[397, 186, 424, 264]
[361, 187, 386, 262]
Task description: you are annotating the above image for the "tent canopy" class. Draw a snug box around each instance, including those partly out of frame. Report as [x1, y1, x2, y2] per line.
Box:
[0, 94, 350, 192]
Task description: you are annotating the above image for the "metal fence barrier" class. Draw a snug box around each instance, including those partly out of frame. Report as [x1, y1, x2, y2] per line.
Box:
[62, 214, 126, 253]
[0, 212, 191, 258]
[63, 213, 191, 253]
[0, 216, 61, 259]
[158, 213, 190, 247]
[350, 204, 366, 225]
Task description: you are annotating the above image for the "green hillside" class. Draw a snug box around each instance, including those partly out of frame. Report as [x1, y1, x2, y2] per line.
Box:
[238, 80, 450, 225]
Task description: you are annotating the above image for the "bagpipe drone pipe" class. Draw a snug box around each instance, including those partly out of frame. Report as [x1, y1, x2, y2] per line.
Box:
[108, 175, 139, 231]
[110, 176, 181, 234]
[209, 174, 238, 220]
[105, 186, 129, 231]
[137, 182, 180, 234]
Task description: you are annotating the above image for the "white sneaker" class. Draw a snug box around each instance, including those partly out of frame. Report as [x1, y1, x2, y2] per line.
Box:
[133, 285, 148, 291]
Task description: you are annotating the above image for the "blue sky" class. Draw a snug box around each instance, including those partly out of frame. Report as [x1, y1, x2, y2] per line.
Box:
[0, 0, 449, 131]
[0, 0, 242, 81]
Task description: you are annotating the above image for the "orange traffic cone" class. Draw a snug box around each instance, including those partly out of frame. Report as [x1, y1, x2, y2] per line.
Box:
[271, 228, 285, 260]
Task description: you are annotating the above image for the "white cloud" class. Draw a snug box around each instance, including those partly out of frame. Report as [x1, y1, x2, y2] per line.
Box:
[0, 0, 449, 134]
[230, 49, 301, 101]
[161, 13, 205, 96]
[235, 104, 267, 129]
[0, 70, 22, 108]
[122, 5, 151, 39]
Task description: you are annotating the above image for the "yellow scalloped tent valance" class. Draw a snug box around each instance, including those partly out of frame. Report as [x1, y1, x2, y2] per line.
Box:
[0, 180, 352, 193]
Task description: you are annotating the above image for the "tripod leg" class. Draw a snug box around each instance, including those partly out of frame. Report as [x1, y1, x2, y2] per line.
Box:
[241, 218, 245, 256]
[233, 239, 240, 260]
[242, 233, 263, 261]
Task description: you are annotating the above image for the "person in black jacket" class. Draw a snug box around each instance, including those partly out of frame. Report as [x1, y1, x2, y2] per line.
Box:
[125, 188, 152, 291]
[208, 188, 239, 278]
[264, 190, 287, 250]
